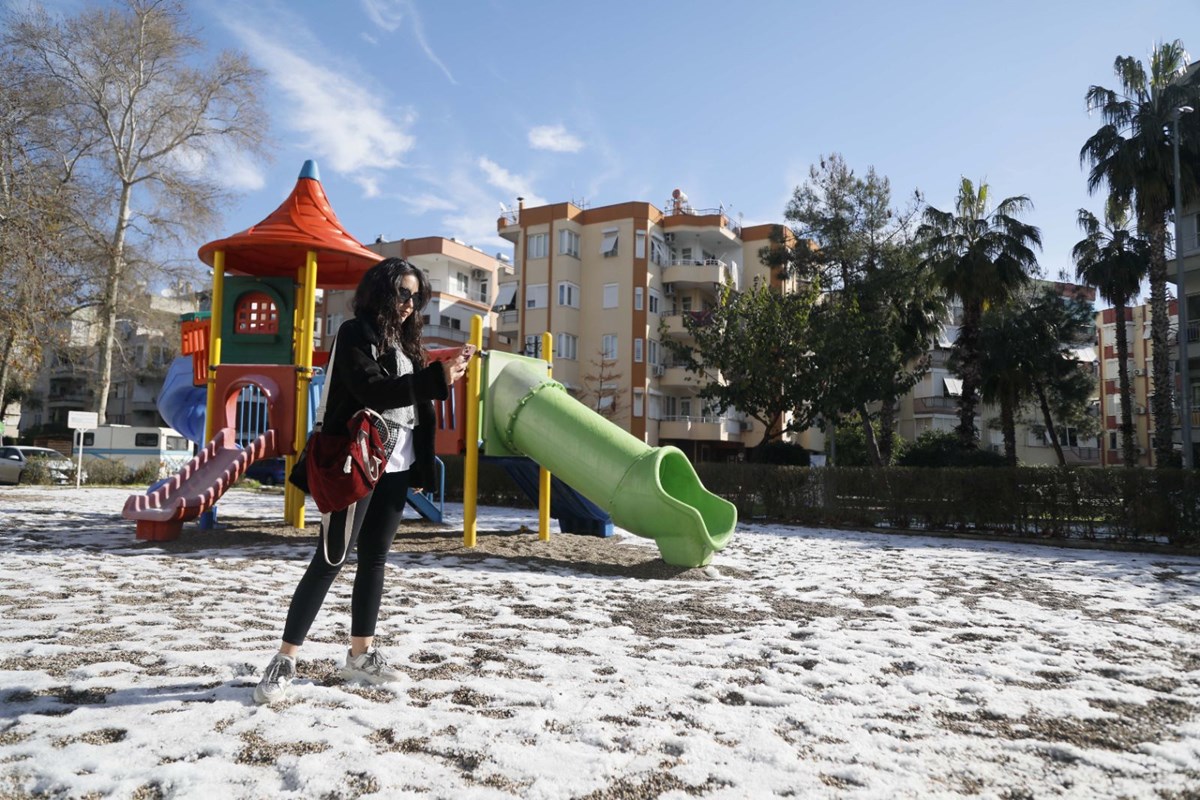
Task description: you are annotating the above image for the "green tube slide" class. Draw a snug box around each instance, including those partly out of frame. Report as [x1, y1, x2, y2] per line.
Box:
[483, 351, 736, 567]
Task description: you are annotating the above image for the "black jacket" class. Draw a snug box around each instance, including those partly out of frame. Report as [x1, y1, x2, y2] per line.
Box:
[323, 316, 449, 489]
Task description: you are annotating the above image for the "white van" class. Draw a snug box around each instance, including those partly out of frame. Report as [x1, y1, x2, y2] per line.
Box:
[78, 425, 193, 476]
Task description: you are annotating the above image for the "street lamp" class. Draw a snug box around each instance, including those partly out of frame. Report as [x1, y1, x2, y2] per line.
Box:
[1172, 105, 1194, 467]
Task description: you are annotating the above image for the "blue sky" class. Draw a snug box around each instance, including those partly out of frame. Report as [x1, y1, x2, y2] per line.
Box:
[186, 0, 1199, 281]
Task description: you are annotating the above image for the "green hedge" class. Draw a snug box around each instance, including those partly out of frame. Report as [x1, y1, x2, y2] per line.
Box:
[439, 456, 1200, 547]
[694, 464, 1200, 547]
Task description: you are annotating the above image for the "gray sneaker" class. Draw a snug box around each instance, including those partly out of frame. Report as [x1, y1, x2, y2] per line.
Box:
[253, 652, 296, 704]
[340, 648, 402, 684]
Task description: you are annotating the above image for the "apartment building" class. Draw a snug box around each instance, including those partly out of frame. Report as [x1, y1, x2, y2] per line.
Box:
[896, 282, 1102, 466]
[19, 289, 202, 435]
[322, 235, 505, 351]
[1165, 197, 1200, 466]
[493, 192, 808, 463]
[1093, 299, 1184, 467]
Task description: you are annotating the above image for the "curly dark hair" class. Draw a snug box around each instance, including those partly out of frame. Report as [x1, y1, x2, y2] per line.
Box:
[352, 257, 430, 367]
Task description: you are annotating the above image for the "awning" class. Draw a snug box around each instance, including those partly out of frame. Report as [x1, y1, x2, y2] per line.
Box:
[1071, 346, 1098, 363]
[601, 232, 619, 256]
[944, 377, 963, 397]
[492, 282, 518, 311]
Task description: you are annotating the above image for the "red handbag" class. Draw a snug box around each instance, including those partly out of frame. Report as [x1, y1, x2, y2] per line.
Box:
[290, 332, 390, 518]
[305, 408, 388, 515]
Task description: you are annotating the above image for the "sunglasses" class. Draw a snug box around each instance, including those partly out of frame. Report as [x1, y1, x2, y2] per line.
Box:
[397, 287, 424, 309]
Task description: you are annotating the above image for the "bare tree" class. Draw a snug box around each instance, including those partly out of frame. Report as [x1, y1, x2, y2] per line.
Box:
[0, 47, 86, 430]
[3, 0, 268, 421]
[581, 352, 623, 420]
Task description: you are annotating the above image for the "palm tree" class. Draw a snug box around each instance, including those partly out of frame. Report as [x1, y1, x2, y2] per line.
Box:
[1072, 200, 1150, 466]
[919, 178, 1042, 448]
[979, 304, 1031, 466]
[1081, 40, 1200, 466]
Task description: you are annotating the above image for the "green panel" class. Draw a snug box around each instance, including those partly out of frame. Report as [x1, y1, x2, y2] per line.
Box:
[220, 276, 295, 365]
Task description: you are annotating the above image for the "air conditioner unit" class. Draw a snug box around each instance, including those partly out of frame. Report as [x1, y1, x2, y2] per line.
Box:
[471, 269, 486, 279]
[652, 365, 665, 377]
[1135, 405, 1147, 415]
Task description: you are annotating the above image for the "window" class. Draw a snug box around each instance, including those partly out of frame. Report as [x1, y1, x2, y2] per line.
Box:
[556, 333, 578, 360]
[648, 339, 659, 366]
[1109, 431, 1118, 450]
[558, 281, 580, 308]
[648, 290, 660, 314]
[680, 246, 693, 262]
[528, 233, 548, 259]
[524, 334, 542, 357]
[602, 334, 618, 360]
[447, 317, 462, 330]
[681, 295, 693, 312]
[601, 228, 619, 257]
[526, 283, 548, 309]
[455, 272, 469, 294]
[633, 389, 644, 417]
[635, 231, 646, 258]
[603, 283, 619, 308]
[559, 229, 580, 258]
[134, 433, 159, 448]
[635, 287, 644, 311]
[234, 291, 279, 334]
[634, 338, 644, 362]
[82, 433, 95, 447]
[680, 398, 692, 417]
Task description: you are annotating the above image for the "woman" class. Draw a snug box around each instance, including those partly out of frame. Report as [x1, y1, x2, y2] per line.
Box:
[255, 258, 474, 704]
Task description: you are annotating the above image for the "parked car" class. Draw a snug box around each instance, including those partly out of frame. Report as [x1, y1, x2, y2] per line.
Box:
[244, 457, 286, 486]
[0, 446, 79, 485]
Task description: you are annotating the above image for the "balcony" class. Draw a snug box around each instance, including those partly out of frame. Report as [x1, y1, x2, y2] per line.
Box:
[658, 415, 746, 442]
[660, 311, 711, 340]
[496, 309, 519, 336]
[913, 395, 959, 415]
[658, 365, 694, 387]
[662, 259, 731, 289]
[423, 324, 470, 344]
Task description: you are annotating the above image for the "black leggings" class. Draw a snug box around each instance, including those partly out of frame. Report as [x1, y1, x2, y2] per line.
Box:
[282, 470, 411, 646]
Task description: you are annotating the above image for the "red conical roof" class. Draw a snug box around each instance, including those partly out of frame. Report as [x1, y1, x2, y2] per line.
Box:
[198, 161, 380, 289]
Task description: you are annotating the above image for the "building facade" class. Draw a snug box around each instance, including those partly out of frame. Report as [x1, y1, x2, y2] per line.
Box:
[493, 192, 808, 462]
[322, 236, 505, 351]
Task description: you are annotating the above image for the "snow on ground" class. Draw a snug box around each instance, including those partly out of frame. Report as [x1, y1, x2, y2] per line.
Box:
[0, 486, 1199, 799]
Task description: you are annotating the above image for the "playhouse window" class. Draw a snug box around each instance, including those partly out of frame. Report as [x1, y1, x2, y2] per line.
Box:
[234, 292, 280, 334]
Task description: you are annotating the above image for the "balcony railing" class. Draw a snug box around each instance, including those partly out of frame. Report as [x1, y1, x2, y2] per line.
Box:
[914, 396, 959, 413]
[423, 324, 470, 343]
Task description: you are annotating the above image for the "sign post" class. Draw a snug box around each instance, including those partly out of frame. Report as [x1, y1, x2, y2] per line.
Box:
[67, 411, 98, 488]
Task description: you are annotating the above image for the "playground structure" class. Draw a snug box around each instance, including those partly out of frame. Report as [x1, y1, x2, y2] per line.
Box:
[121, 161, 735, 567]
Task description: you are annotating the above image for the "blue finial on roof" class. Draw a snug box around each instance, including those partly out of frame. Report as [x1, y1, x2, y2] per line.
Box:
[299, 160, 320, 181]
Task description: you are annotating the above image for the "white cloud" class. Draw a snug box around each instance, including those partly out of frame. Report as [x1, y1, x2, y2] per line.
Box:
[527, 124, 584, 153]
[360, 0, 456, 84]
[221, 19, 416, 180]
[401, 193, 458, 215]
[477, 157, 545, 207]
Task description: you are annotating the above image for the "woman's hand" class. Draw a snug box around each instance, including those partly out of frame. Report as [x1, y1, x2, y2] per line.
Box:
[440, 344, 476, 385]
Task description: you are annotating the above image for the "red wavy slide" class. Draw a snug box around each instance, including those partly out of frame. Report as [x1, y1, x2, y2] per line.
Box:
[122, 428, 278, 541]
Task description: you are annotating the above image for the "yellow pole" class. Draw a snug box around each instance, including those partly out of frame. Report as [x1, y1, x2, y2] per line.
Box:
[204, 251, 226, 444]
[463, 315, 484, 547]
[287, 251, 318, 528]
[538, 331, 553, 541]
